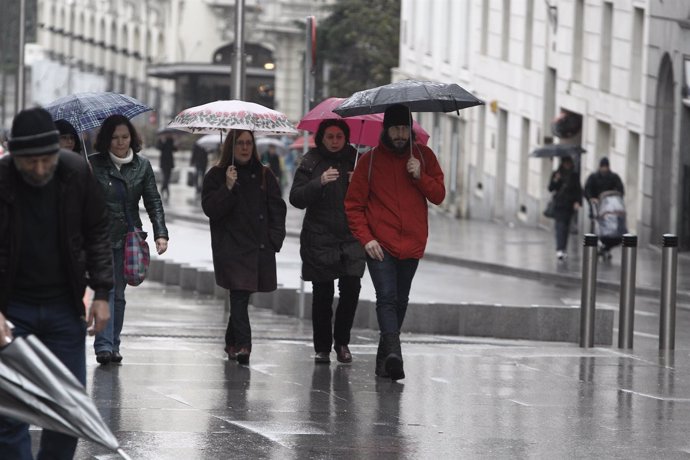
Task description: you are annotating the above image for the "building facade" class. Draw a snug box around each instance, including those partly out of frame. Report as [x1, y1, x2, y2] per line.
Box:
[398, 0, 690, 249]
[32, 0, 334, 128]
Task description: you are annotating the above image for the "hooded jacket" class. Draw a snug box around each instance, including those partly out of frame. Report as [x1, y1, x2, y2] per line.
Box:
[345, 141, 445, 260]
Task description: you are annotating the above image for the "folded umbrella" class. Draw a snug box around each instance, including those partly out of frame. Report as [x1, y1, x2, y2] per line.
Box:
[0, 335, 131, 459]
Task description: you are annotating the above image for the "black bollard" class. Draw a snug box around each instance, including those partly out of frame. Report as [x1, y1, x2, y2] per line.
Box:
[618, 234, 637, 349]
[659, 234, 678, 351]
[580, 233, 598, 348]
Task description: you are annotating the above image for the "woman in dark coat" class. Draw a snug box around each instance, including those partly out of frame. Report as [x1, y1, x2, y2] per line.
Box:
[289, 119, 366, 364]
[55, 119, 82, 154]
[548, 156, 582, 260]
[202, 129, 286, 364]
[90, 115, 169, 365]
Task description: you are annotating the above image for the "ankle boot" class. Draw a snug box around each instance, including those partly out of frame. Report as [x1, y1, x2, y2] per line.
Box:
[375, 336, 388, 378]
[382, 333, 405, 381]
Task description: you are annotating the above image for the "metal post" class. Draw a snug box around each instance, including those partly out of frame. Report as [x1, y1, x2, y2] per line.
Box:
[659, 234, 678, 351]
[580, 233, 598, 348]
[17, 0, 25, 111]
[618, 234, 637, 349]
[232, 0, 245, 100]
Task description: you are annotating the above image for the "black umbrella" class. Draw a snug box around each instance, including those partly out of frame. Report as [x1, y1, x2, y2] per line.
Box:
[0, 335, 131, 459]
[530, 144, 586, 158]
[333, 79, 484, 117]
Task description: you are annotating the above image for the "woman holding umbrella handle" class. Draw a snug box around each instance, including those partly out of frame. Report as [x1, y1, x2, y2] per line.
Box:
[202, 129, 287, 365]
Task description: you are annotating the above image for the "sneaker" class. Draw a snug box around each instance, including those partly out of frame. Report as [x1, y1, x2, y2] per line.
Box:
[556, 250, 567, 260]
[314, 351, 331, 364]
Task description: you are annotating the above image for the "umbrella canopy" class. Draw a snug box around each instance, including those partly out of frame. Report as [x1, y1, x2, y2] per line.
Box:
[44, 92, 153, 134]
[167, 100, 297, 135]
[0, 335, 131, 459]
[196, 133, 223, 151]
[255, 137, 288, 156]
[530, 144, 586, 158]
[289, 135, 315, 150]
[297, 97, 430, 146]
[333, 79, 483, 117]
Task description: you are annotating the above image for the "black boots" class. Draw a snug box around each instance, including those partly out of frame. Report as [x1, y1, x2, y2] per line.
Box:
[376, 333, 405, 381]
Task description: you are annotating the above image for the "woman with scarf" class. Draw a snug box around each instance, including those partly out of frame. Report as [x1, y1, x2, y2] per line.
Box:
[90, 114, 169, 364]
[290, 119, 365, 364]
[202, 129, 286, 365]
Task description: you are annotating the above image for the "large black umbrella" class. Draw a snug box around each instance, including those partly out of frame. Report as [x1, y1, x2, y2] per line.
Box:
[0, 335, 131, 459]
[333, 79, 483, 116]
[530, 144, 586, 158]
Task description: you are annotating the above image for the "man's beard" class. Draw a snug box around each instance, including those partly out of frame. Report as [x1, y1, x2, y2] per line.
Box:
[383, 132, 410, 154]
[18, 165, 57, 187]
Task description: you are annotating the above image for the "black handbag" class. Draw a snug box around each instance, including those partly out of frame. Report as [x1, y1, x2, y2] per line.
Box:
[543, 197, 556, 218]
[187, 170, 196, 187]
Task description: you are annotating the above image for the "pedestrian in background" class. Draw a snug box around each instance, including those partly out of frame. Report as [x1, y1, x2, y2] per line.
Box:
[290, 119, 365, 364]
[156, 133, 176, 203]
[584, 156, 624, 205]
[55, 119, 82, 155]
[190, 141, 209, 195]
[202, 129, 286, 365]
[90, 114, 169, 365]
[345, 104, 445, 381]
[261, 143, 284, 194]
[0, 107, 113, 458]
[548, 155, 582, 260]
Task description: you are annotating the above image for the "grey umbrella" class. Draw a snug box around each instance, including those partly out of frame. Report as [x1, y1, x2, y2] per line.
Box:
[333, 79, 483, 117]
[530, 144, 586, 158]
[0, 335, 131, 459]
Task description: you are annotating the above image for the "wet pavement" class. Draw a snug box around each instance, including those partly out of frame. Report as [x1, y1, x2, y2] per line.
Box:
[47, 149, 690, 458]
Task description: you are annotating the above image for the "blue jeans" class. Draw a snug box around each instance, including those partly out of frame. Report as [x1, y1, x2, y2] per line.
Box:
[366, 250, 419, 335]
[94, 248, 127, 353]
[0, 300, 87, 460]
[555, 215, 572, 251]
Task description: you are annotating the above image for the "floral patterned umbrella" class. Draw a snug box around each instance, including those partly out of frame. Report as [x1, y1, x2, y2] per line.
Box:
[167, 100, 297, 135]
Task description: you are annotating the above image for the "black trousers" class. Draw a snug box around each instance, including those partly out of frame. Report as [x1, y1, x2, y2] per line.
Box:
[225, 290, 252, 349]
[312, 277, 361, 353]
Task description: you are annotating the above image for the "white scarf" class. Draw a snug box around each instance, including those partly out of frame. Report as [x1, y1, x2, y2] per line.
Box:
[109, 149, 134, 170]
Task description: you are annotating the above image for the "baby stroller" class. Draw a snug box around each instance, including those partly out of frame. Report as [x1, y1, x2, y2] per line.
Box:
[590, 190, 627, 259]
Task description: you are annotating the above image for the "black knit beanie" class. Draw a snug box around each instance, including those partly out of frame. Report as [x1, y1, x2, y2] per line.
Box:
[8, 107, 60, 156]
[383, 104, 411, 129]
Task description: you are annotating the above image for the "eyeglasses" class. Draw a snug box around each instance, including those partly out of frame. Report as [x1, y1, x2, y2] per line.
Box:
[235, 140, 253, 147]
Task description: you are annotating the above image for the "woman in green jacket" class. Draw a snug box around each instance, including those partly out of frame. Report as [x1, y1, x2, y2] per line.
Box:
[90, 114, 169, 365]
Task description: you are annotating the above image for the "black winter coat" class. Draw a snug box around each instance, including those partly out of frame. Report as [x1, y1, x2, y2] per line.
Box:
[548, 168, 583, 220]
[289, 145, 365, 282]
[0, 151, 113, 316]
[90, 152, 168, 249]
[584, 171, 624, 200]
[202, 158, 287, 292]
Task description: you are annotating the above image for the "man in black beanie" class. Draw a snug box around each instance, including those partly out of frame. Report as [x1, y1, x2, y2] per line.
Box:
[0, 107, 113, 458]
[345, 103, 446, 381]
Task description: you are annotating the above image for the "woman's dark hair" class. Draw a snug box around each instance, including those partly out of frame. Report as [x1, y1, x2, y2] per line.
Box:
[54, 119, 82, 153]
[94, 114, 142, 154]
[315, 119, 350, 148]
[217, 129, 258, 168]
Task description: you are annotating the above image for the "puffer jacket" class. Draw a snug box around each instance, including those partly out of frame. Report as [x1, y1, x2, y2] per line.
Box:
[89, 151, 168, 248]
[0, 151, 113, 316]
[289, 145, 365, 282]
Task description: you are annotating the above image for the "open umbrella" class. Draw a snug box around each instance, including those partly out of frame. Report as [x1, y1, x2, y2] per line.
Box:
[44, 92, 153, 134]
[298, 97, 430, 146]
[333, 79, 483, 117]
[167, 100, 296, 135]
[0, 335, 131, 459]
[255, 137, 288, 156]
[530, 144, 586, 158]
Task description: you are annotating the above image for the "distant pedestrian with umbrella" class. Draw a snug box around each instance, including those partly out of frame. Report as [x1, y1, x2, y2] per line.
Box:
[89, 114, 169, 365]
[202, 129, 287, 365]
[289, 119, 366, 364]
[55, 119, 82, 155]
[0, 107, 113, 458]
[156, 133, 176, 202]
[344, 104, 446, 381]
[548, 156, 582, 260]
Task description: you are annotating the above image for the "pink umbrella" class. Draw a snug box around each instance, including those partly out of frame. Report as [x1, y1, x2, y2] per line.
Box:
[297, 97, 430, 147]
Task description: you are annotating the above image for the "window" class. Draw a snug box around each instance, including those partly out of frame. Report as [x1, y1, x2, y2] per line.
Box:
[502, 0, 511, 61]
[524, 0, 534, 68]
[573, 0, 584, 82]
[630, 8, 644, 101]
[600, 2, 613, 92]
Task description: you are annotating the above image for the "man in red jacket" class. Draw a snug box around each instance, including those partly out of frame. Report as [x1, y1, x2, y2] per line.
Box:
[345, 104, 445, 381]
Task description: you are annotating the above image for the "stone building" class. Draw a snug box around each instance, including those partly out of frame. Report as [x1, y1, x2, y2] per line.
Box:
[398, 0, 690, 248]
